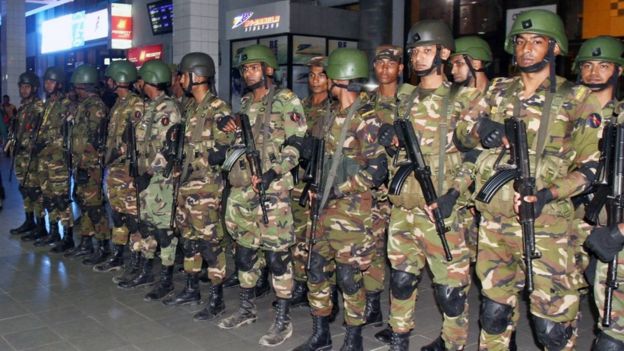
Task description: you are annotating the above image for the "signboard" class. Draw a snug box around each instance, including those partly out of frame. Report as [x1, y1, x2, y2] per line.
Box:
[127, 44, 164, 67]
[292, 36, 326, 65]
[505, 5, 557, 35]
[226, 1, 290, 40]
[259, 36, 288, 65]
[84, 8, 109, 41]
[328, 39, 357, 54]
[111, 3, 133, 49]
[41, 11, 85, 54]
[147, 0, 174, 35]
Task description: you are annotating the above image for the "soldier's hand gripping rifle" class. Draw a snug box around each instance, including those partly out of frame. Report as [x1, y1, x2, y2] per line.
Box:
[125, 114, 141, 226]
[584, 123, 617, 226]
[303, 138, 325, 270]
[389, 119, 452, 261]
[162, 122, 186, 229]
[239, 114, 269, 225]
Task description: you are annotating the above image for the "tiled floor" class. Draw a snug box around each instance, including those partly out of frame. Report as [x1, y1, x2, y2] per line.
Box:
[0, 154, 598, 350]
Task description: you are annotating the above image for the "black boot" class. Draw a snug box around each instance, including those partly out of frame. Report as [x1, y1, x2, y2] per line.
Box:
[217, 287, 257, 329]
[162, 273, 201, 306]
[64, 236, 93, 258]
[82, 240, 111, 266]
[198, 261, 210, 283]
[35, 221, 60, 247]
[293, 315, 332, 351]
[255, 266, 270, 298]
[259, 298, 293, 346]
[10, 212, 36, 235]
[272, 279, 309, 309]
[113, 251, 141, 284]
[193, 283, 225, 321]
[341, 325, 363, 351]
[50, 226, 74, 253]
[390, 331, 410, 351]
[93, 244, 125, 272]
[374, 327, 392, 344]
[421, 336, 445, 351]
[363, 291, 383, 327]
[222, 270, 240, 288]
[118, 258, 154, 289]
[144, 265, 174, 301]
[329, 285, 340, 323]
[593, 331, 624, 351]
[22, 216, 47, 242]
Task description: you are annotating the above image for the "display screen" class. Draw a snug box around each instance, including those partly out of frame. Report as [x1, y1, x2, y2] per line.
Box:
[84, 8, 109, 41]
[147, 0, 173, 35]
[41, 11, 85, 54]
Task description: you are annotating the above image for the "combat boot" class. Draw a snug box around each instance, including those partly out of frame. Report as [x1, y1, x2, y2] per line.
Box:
[341, 325, 363, 351]
[259, 298, 293, 347]
[93, 244, 125, 272]
[198, 260, 210, 283]
[363, 291, 383, 327]
[222, 270, 240, 288]
[329, 285, 340, 323]
[293, 315, 332, 351]
[144, 265, 174, 301]
[374, 327, 392, 344]
[510, 331, 517, 351]
[50, 226, 74, 253]
[64, 236, 93, 258]
[82, 240, 111, 266]
[390, 331, 410, 351]
[421, 336, 445, 351]
[113, 251, 141, 284]
[255, 266, 270, 298]
[35, 222, 60, 247]
[118, 258, 154, 289]
[21, 216, 47, 242]
[10, 212, 36, 235]
[162, 273, 201, 306]
[217, 287, 257, 329]
[193, 283, 225, 321]
[272, 279, 309, 309]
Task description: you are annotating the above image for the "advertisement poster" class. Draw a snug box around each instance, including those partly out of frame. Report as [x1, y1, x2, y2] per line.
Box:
[231, 39, 258, 66]
[292, 65, 309, 100]
[292, 36, 326, 65]
[111, 3, 133, 49]
[328, 39, 357, 55]
[127, 44, 164, 67]
[259, 35, 288, 65]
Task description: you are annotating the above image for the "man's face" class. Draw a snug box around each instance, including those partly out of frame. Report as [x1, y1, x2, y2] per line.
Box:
[179, 72, 190, 91]
[410, 44, 437, 72]
[19, 84, 33, 99]
[44, 79, 58, 95]
[308, 66, 328, 94]
[580, 60, 617, 86]
[514, 34, 551, 69]
[449, 55, 470, 83]
[241, 62, 264, 87]
[329, 79, 348, 98]
[134, 79, 145, 93]
[106, 77, 115, 90]
[374, 58, 402, 85]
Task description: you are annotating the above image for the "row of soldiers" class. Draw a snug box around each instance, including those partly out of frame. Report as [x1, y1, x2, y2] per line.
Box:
[5, 8, 624, 351]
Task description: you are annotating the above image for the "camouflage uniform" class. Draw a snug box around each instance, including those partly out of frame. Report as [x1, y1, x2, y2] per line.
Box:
[306, 92, 386, 327]
[224, 87, 306, 298]
[455, 76, 602, 350]
[386, 82, 479, 350]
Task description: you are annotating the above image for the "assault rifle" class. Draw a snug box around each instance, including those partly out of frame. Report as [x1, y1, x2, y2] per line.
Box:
[239, 114, 269, 225]
[300, 138, 325, 270]
[125, 114, 141, 226]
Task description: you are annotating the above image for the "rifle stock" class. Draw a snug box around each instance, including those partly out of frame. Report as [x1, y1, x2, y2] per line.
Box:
[306, 138, 325, 270]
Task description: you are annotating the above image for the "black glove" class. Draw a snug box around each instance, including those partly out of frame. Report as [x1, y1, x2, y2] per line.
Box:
[584, 256, 597, 286]
[476, 117, 505, 148]
[33, 141, 46, 155]
[76, 168, 90, 184]
[259, 169, 279, 191]
[377, 123, 396, 148]
[135, 173, 152, 193]
[217, 115, 234, 131]
[533, 188, 554, 218]
[585, 226, 624, 262]
[435, 188, 460, 218]
[299, 136, 315, 162]
[108, 147, 121, 163]
[208, 145, 228, 166]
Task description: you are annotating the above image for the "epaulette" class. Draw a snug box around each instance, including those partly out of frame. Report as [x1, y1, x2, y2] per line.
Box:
[397, 83, 416, 99]
[570, 83, 592, 102]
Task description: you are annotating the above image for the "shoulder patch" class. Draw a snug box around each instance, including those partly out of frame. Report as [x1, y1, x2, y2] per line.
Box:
[587, 112, 602, 128]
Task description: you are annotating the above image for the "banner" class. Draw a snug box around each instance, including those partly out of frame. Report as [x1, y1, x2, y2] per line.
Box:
[111, 3, 133, 49]
[127, 44, 164, 67]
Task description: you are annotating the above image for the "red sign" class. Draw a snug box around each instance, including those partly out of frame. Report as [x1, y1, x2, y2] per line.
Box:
[127, 44, 164, 67]
[112, 16, 132, 40]
[111, 3, 132, 49]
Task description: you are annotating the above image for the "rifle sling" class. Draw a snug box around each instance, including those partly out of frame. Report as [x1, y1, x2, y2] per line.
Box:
[437, 84, 460, 193]
[182, 94, 218, 181]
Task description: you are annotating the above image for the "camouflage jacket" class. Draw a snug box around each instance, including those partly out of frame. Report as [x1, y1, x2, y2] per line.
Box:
[181, 92, 234, 182]
[302, 95, 331, 137]
[13, 97, 45, 158]
[38, 93, 75, 158]
[105, 92, 145, 166]
[70, 94, 108, 170]
[136, 92, 182, 176]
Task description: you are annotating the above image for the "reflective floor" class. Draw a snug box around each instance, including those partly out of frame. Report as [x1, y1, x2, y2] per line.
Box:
[0, 153, 598, 350]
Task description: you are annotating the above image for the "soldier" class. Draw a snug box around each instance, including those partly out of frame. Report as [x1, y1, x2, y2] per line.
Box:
[169, 63, 194, 113]
[161, 52, 235, 323]
[117, 59, 182, 303]
[8, 72, 45, 241]
[294, 48, 387, 351]
[454, 10, 602, 350]
[373, 20, 480, 351]
[217, 44, 306, 347]
[62, 64, 111, 264]
[92, 61, 145, 273]
[34, 67, 75, 252]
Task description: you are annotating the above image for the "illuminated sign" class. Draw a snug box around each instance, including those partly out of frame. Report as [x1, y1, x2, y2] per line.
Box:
[41, 12, 85, 54]
[127, 44, 164, 67]
[84, 8, 109, 41]
[111, 3, 133, 49]
[232, 12, 254, 29]
[226, 1, 290, 40]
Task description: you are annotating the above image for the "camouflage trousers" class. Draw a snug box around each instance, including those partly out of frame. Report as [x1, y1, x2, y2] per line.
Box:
[16, 155, 42, 214]
[225, 182, 295, 298]
[74, 166, 109, 240]
[592, 251, 624, 342]
[291, 189, 309, 282]
[476, 212, 583, 351]
[364, 198, 390, 293]
[458, 206, 479, 263]
[307, 192, 375, 326]
[106, 164, 138, 245]
[387, 205, 471, 349]
[175, 178, 226, 284]
[39, 149, 71, 227]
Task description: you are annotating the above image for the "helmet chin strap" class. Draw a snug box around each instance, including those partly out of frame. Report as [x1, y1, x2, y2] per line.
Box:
[183, 72, 210, 95]
[580, 68, 620, 97]
[332, 81, 364, 93]
[463, 55, 483, 88]
[412, 44, 444, 77]
[516, 39, 557, 93]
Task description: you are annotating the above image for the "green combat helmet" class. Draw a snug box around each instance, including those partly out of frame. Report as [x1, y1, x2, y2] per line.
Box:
[505, 9, 567, 55]
[43, 67, 66, 84]
[452, 36, 492, 64]
[180, 52, 216, 77]
[139, 59, 171, 86]
[106, 61, 138, 84]
[71, 64, 98, 85]
[574, 36, 624, 92]
[406, 20, 454, 76]
[237, 44, 278, 69]
[326, 48, 368, 92]
[18, 71, 40, 88]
